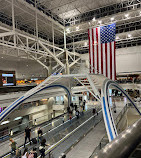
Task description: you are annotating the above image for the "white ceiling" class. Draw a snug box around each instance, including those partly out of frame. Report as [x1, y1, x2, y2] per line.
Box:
[39, 0, 122, 19]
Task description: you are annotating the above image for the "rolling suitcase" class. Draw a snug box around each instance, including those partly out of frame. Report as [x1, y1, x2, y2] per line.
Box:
[32, 138, 37, 144]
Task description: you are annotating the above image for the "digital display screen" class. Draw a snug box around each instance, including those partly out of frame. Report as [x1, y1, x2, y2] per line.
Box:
[2, 74, 14, 86]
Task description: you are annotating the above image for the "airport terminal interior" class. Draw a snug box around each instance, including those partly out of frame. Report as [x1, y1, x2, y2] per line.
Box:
[0, 0, 141, 158]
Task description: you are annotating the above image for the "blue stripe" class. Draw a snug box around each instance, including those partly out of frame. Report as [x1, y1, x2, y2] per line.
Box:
[0, 96, 24, 117]
[0, 84, 71, 122]
[105, 84, 117, 136]
[103, 97, 114, 140]
[114, 85, 141, 115]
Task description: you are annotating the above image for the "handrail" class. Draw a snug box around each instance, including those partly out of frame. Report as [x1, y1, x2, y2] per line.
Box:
[0, 111, 67, 141]
[1, 108, 95, 157]
[94, 117, 141, 158]
[89, 104, 128, 157]
[38, 109, 102, 157]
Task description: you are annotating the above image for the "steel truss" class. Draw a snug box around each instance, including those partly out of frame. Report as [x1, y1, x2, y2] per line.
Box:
[65, 0, 141, 25]
[0, 0, 81, 74]
[67, 38, 141, 54]
[0, 25, 81, 71]
[64, 19, 141, 45]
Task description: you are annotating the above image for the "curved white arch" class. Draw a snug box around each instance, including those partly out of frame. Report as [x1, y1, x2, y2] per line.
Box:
[0, 84, 71, 123]
[101, 79, 141, 142]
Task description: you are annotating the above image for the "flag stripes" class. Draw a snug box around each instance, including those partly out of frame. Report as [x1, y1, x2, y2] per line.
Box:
[88, 24, 116, 80]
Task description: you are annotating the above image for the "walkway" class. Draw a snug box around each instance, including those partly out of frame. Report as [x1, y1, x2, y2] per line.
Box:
[66, 99, 126, 158]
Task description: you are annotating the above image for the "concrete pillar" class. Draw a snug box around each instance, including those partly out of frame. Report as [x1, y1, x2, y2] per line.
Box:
[46, 57, 52, 76]
[64, 95, 68, 112]
[65, 51, 70, 74]
[46, 97, 54, 119]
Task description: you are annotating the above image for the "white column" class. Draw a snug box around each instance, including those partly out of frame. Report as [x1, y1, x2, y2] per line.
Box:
[64, 29, 69, 74]
[35, 0, 38, 38]
[12, 0, 16, 47]
[52, 21, 55, 54]
[73, 37, 75, 60]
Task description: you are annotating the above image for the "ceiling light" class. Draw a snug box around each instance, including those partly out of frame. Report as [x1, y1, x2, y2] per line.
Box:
[27, 65, 28, 67]
[116, 36, 120, 40]
[122, 133, 126, 138]
[84, 42, 87, 46]
[1, 120, 10, 125]
[14, 117, 22, 121]
[76, 26, 79, 31]
[1, 57, 3, 58]
[125, 14, 129, 18]
[111, 17, 114, 21]
[98, 20, 102, 24]
[92, 17, 96, 21]
[66, 28, 70, 33]
[128, 34, 132, 38]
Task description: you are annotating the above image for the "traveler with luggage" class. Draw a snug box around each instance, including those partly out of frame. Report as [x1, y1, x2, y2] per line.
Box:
[24, 126, 31, 147]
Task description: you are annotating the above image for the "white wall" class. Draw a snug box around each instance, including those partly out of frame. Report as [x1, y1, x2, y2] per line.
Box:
[116, 47, 141, 74]
[0, 56, 47, 79]
[80, 46, 141, 74]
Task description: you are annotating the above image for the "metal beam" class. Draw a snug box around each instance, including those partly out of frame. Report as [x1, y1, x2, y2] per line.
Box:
[0, 31, 14, 38]
[17, 0, 64, 30]
[69, 58, 81, 68]
[25, 51, 49, 71]
[38, 41, 65, 67]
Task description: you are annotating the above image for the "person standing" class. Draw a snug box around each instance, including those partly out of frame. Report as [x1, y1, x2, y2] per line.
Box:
[83, 100, 86, 111]
[24, 126, 31, 147]
[37, 127, 43, 143]
[9, 138, 17, 154]
[69, 113, 72, 123]
[74, 103, 77, 111]
[113, 100, 116, 113]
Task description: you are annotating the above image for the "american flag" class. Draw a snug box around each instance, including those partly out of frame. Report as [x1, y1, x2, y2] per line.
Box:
[88, 23, 116, 80]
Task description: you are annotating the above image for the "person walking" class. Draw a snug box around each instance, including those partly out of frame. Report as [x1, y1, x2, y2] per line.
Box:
[37, 127, 43, 143]
[83, 100, 86, 111]
[113, 100, 116, 113]
[24, 126, 31, 147]
[75, 110, 79, 119]
[9, 138, 17, 154]
[74, 103, 77, 111]
[69, 113, 72, 123]
[93, 108, 96, 115]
